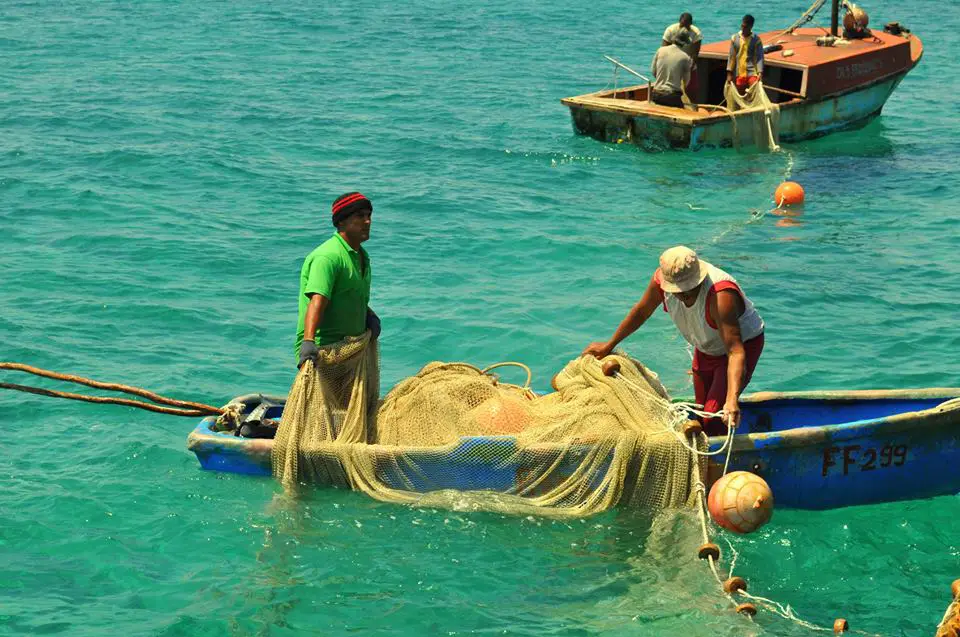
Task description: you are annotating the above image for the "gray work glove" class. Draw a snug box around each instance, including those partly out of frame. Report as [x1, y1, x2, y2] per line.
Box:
[366, 310, 381, 340]
[298, 339, 319, 369]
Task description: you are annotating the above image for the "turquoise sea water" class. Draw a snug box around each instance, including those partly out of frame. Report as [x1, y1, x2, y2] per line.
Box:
[2, 0, 959, 634]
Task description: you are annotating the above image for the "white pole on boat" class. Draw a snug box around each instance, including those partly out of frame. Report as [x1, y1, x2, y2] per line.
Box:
[604, 56, 652, 103]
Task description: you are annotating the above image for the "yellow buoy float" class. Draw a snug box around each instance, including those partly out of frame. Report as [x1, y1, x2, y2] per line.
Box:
[707, 471, 774, 534]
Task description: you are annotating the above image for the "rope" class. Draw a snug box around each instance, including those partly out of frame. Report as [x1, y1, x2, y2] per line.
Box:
[608, 366, 737, 458]
[0, 362, 243, 428]
[780, 0, 829, 35]
[699, 102, 740, 144]
[480, 362, 533, 389]
[601, 360, 861, 633]
[0, 382, 213, 417]
[0, 362, 221, 412]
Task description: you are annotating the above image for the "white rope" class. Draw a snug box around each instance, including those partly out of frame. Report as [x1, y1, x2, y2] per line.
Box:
[672, 373, 857, 634]
[610, 370, 740, 457]
[722, 432, 735, 475]
[740, 591, 834, 631]
[765, 109, 782, 152]
[594, 357, 865, 631]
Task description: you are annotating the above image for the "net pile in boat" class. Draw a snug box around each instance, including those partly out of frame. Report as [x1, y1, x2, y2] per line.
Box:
[724, 80, 781, 151]
[272, 337, 703, 518]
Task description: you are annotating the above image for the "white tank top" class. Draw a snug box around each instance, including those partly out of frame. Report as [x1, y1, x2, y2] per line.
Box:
[658, 264, 764, 356]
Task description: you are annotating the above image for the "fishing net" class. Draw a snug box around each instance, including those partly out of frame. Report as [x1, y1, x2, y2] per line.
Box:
[272, 335, 704, 518]
[724, 80, 781, 151]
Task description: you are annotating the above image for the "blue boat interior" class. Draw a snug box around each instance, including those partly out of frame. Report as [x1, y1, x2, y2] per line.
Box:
[736, 397, 951, 435]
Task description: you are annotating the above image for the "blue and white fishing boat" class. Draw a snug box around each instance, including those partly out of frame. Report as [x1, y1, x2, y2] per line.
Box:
[187, 388, 960, 510]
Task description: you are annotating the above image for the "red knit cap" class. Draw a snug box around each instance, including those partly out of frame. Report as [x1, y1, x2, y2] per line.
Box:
[332, 192, 372, 226]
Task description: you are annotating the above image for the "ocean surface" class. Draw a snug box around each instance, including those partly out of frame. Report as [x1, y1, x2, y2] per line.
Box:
[2, 0, 959, 634]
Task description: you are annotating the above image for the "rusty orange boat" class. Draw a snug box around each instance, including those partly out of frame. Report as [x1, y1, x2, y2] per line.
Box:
[561, 2, 923, 149]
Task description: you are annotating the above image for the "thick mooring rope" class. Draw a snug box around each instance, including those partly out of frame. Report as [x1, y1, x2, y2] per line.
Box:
[0, 362, 241, 427]
[0, 381, 213, 417]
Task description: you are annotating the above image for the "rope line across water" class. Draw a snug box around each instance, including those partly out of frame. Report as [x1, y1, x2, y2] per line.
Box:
[0, 381, 212, 417]
[0, 362, 222, 413]
[0, 362, 244, 427]
[598, 357, 866, 634]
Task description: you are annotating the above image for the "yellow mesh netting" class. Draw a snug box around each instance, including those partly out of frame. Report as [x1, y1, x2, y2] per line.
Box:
[724, 81, 781, 151]
[272, 336, 704, 518]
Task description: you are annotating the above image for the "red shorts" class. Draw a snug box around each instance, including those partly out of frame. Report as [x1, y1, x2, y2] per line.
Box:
[735, 75, 759, 91]
[692, 333, 764, 436]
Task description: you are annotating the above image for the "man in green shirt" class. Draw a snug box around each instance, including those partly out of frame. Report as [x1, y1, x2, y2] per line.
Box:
[295, 192, 379, 368]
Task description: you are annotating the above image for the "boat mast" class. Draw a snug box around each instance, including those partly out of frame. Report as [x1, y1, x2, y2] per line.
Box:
[831, 0, 839, 36]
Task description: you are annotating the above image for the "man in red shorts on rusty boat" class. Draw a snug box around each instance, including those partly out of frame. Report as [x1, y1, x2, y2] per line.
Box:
[583, 246, 765, 434]
[726, 14, 764, 94]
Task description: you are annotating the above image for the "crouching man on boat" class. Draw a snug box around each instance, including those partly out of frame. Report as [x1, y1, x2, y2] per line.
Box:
[295, 192, 380, 369]
[583, 246, 764, 434]
[650, 32, 693, 108]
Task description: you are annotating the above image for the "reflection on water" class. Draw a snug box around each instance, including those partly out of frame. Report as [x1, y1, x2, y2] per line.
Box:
[773, 205, 803, 228]
[793, 119, 898, 159]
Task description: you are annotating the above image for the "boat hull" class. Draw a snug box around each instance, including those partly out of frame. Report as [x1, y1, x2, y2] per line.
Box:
[712, 391, 960, 509]
[188, 389, 960, 510]
[566, 72, 907, 150]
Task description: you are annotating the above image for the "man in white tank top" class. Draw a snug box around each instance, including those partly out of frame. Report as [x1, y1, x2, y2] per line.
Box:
[583, 246, 765, 434]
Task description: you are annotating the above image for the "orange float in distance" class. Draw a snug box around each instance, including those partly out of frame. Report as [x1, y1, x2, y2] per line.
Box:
[774, 181, 805, 207]
[707, 471, 774, 534]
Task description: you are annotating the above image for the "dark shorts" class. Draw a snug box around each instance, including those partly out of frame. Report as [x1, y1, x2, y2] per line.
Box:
[651, 90, 684, 108]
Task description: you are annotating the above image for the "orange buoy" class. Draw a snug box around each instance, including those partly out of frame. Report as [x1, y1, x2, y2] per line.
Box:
[833, 618, 849, 633]
[723, 576, 748, 594]
[774, 181, 805, 207]
[601, 360, 621, 377]
[735, 603, 757, 617]
[551, 373, 560, 392]
[471, 396, 530, 434]
[707, 471, 774, 534]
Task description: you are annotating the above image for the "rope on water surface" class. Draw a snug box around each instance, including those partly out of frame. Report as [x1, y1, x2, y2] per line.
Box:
[687, 437, 850, 632]
[0, 362, 243, 427]
[605, 358, 876, 634]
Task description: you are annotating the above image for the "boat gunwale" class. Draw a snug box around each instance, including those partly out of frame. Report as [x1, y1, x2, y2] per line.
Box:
[189, 388, 960, 457]
[561, 62, 913, 127]
[713, 390, 960, 452]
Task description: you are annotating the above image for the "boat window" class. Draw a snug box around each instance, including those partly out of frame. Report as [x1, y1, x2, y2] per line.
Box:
[695, 57, 804, 106]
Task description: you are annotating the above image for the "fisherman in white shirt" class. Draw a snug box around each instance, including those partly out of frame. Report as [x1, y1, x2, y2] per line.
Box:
[661, 12, 702, 100]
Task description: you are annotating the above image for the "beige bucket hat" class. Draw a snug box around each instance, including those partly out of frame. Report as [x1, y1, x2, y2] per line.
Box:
[659, 246, 710, 293]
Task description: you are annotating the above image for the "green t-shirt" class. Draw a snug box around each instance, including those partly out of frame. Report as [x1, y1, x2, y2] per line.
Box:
[295, 233, 372, 356]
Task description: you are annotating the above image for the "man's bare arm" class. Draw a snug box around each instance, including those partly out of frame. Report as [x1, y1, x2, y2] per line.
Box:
[584, 275, 664, 358]
[303, 294, 330, 343]
[712, 289, 747, 427]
